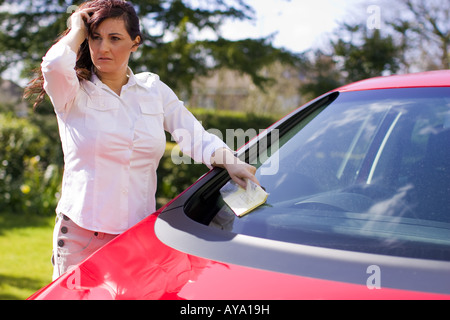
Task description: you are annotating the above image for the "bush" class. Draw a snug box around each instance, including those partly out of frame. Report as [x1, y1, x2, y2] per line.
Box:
[156, 142, 210, 207]
[0, 113, 62, 215]
[190, 108, 278, 149]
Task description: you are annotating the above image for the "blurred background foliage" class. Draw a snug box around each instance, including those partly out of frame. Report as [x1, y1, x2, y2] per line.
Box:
[0, 112, 63, 215]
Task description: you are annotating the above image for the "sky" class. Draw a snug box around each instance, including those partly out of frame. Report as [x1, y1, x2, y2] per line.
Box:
[219, 0, 368, 53]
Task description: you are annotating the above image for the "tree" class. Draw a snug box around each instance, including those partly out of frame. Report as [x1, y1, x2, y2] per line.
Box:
[331, 23, 401, 83]
[0, 0, 299, 96]
[299, 49, 342, 101]
[298, 21, 402, 99]
[386, 0, 449, 70]
[298, 0, 449, 100]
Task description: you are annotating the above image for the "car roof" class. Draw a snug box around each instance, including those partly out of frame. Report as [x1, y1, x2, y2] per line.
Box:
[335, 70, 450, 92]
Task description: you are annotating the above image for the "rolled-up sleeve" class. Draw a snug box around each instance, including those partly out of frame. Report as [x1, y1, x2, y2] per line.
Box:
[41, 43, 79, 113]
[160, 81, 228, 168]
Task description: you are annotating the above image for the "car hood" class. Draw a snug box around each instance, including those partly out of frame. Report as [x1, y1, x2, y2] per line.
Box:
[29, 210, 450, 300]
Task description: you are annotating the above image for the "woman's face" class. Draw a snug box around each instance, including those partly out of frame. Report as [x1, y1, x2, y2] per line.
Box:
[88, 17, 140, 78]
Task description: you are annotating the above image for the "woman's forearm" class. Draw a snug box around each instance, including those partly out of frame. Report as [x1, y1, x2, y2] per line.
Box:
[58, 28, 87, 54]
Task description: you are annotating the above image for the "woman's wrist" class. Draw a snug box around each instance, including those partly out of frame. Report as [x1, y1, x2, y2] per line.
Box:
[211, 148, 239, 169]
[59, 28, 87, 53]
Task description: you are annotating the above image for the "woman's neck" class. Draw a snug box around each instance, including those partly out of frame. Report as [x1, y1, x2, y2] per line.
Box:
[95, 69, 129, 96]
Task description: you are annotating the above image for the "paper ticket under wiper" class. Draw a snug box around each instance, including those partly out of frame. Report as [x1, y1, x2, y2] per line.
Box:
[220, 179, 268, 217]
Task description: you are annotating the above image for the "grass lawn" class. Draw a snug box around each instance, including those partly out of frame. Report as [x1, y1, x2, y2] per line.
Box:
[0, 213, 54, 300]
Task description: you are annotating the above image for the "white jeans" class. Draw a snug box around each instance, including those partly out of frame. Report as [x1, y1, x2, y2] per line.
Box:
[52, 213, 117, 280]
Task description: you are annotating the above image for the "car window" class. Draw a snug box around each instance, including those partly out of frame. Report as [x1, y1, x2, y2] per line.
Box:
[188, 88, 450, 261]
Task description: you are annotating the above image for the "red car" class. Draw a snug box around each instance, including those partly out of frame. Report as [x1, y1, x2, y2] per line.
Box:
[29, 70, 450, 301]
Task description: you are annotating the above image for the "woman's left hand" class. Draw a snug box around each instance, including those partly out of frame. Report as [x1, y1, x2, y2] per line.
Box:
[211, 148, 259, 189]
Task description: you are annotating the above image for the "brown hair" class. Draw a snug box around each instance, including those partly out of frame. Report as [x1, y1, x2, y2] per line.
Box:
[24, 0, 143, 109]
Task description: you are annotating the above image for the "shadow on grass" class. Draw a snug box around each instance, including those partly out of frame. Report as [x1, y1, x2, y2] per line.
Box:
[0, 273, 46, 300]
[0, 212, 54, 237]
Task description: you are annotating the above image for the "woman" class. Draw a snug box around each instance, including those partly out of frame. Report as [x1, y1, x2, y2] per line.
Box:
[25, 0, 258, 280]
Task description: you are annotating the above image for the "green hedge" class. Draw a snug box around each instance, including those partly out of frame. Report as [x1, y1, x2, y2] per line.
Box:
[190, 108, 277, 148]
[0, 113, 62, 215]
[1, 108, 278, 215]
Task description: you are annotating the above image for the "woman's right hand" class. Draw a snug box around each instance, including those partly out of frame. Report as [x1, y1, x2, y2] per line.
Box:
[62, 8, 95, 52]
[68, 8, 94, 39]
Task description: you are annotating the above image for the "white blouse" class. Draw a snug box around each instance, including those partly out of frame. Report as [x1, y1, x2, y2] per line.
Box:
[42, 42, 227, 234]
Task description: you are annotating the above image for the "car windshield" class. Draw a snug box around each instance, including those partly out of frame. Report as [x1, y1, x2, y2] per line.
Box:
[195, 88, 450, 261]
